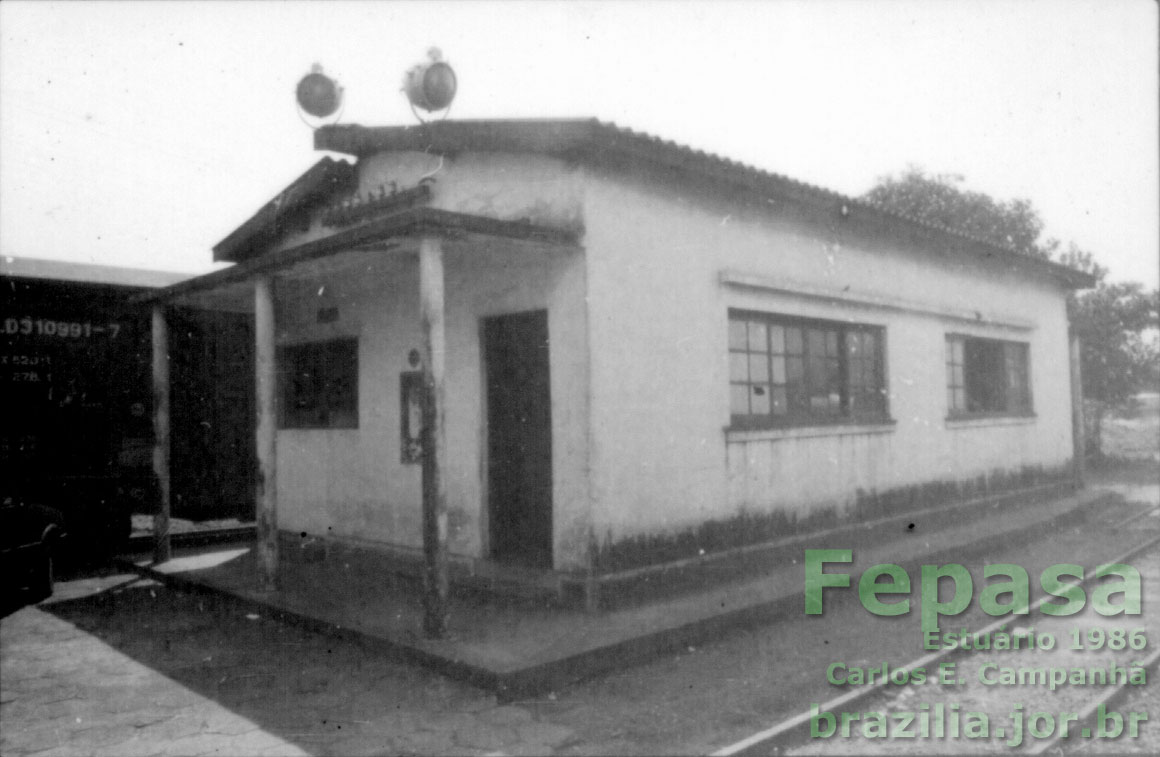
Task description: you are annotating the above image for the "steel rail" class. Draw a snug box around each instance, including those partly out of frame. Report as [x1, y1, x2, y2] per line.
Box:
[711, 529, 1160, 757]
[124, 526, 256, 553]
[1025, 644, 1160, 755]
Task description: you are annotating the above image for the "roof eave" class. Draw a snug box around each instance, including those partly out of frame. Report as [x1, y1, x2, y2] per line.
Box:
[136, 208, 580, 307]
[213, 157, 358, 263]
[314, 119, 1097, 291]
[315, 118, 599, 158]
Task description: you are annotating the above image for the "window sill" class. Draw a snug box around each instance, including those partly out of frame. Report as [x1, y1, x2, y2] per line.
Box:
[726, 419, 896, 443]
[945, 414, 1036, 429]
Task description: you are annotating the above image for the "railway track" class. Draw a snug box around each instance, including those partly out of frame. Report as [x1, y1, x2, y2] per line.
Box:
[713, 508, 1160, 755]
[124, 525, 255, 553]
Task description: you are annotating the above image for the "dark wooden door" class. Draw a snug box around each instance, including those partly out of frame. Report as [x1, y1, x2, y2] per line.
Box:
[484, 310, 552, 568]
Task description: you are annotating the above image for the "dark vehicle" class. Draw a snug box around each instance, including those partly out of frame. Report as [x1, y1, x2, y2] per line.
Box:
[3, 261, 159, 559]
[1, 497, 65, 601]
[2, 258, 255, 562]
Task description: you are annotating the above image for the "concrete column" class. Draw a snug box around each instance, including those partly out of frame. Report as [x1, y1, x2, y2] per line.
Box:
[1070, 331, 1085, 488]
[419, 236, 449, 638]
[151, 305, 171, 565]
[254, 275, 279, 590]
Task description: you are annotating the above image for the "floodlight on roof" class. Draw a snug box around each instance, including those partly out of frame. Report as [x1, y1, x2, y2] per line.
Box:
[403, 48, 457, 121]
[295, 63, 344, 123]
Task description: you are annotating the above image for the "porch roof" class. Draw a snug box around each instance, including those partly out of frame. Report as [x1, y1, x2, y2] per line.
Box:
[133, 206, 579, 309]
[315, 118, 1095, 290]
[212, 157, 357, 263]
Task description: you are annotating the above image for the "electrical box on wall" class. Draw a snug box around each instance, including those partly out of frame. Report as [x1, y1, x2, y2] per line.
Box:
[400, 371, 424, 464]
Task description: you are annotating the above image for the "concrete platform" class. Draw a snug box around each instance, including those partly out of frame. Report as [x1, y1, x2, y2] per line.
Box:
[118, 487, 1112, 700]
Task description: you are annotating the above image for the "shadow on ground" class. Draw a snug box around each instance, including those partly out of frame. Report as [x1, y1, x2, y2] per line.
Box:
[38, 576, 495, 756]
[2, 558, 125, 620]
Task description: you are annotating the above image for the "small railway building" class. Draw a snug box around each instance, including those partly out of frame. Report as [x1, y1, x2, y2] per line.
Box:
[140, 119, 1093, 595]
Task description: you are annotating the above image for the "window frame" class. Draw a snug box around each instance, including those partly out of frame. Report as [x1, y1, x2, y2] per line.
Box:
[728, 309, 891, 430]
[944, 333, 1033, 420]
[278, 337, 359, 430]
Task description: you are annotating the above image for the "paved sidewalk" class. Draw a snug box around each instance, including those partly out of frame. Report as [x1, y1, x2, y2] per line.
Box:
[1, 577, 309, 757]
[1, 574, 580, 757]
[119, 486, 1111, 699]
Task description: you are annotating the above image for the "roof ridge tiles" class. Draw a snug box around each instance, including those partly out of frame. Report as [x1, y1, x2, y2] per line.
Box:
[590, 119, 1036, 257]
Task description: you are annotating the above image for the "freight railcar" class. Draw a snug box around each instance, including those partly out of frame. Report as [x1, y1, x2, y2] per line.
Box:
[1, 258, 254, 559]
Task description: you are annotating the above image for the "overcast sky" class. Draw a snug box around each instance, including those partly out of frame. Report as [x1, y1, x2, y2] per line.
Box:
[1, 0, 1156, 287]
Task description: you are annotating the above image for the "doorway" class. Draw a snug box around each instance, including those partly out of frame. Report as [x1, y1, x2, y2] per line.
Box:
[483, 310, 552, 568]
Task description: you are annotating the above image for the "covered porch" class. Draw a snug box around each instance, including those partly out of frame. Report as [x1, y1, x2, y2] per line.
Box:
[137, 207, 584, 636]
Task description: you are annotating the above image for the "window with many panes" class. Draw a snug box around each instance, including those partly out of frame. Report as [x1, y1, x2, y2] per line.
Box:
[729, 311, 888, 428]
[945, 335, 1031, 417]
[280, 338, 359, 429]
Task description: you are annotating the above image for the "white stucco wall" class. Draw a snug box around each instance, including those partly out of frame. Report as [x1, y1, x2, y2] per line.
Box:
[266, 145, 1076, 571]
[359, 151, 584, 231]
[273, 153, 590, 570]
[582, 169, 1075, 543]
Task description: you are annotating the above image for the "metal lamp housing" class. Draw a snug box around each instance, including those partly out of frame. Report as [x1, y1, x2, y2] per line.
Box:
[296, 69, 342, 118]
[404, 60, 457, 112]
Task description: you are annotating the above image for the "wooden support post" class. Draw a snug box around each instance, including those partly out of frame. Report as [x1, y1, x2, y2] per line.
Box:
[419, 237, 449, 638]
[151, 305, 171, 565]
[1070, 331, 1086, 489]
[254, 276, 279, 591]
